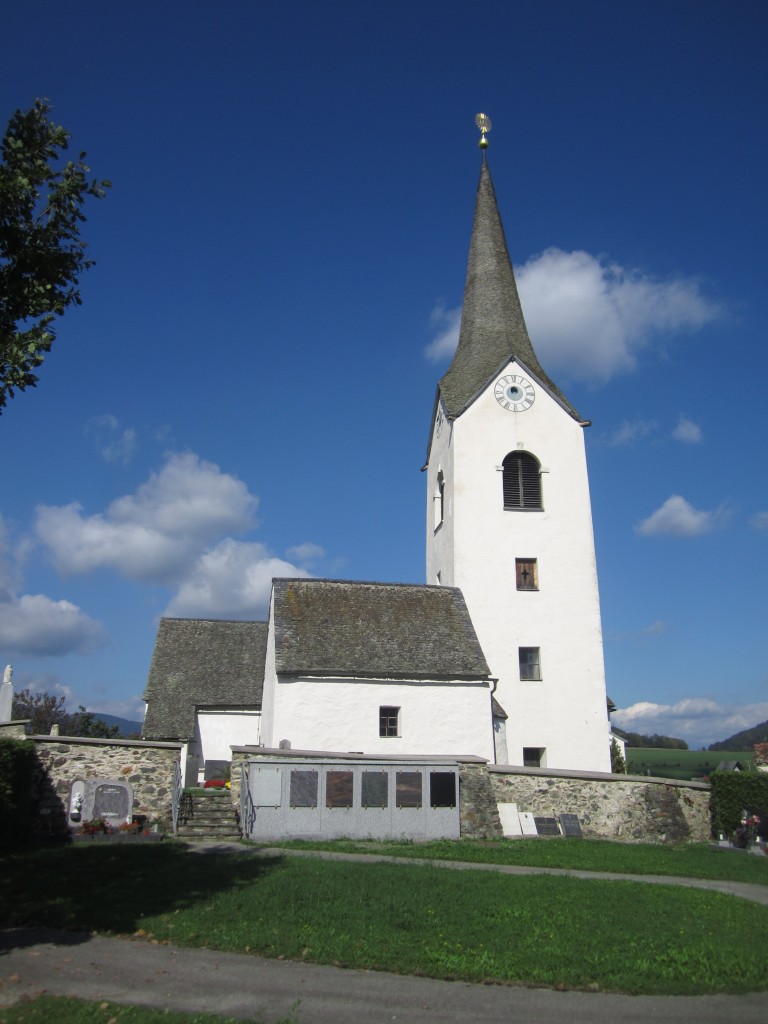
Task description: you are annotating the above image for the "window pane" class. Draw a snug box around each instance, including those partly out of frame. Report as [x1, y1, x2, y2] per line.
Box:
[380, 706, 400, 737]
[396, 771, 422, 808]
[326, 770, 354, 808]
[361, 771, 388, 808]
[523, 747, 544, 768]
[519, 647, 541, 680]
[290, 770, 318, 807]
[429, 771, 456, 808]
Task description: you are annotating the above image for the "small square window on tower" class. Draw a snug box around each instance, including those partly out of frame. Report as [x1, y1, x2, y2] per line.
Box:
[379, 706, 400, 737]
[519, 647, 541, 681]
[523, 747, 546, 768]
[515, 558, 538, 591]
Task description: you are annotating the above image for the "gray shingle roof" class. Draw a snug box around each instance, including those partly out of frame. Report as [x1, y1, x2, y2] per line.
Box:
[438, 159, 580, 422]
[143, 618, 267, 740]
[273, 578, 491, 681]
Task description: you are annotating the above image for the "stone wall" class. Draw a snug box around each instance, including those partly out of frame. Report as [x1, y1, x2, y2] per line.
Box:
[0, 721, 29, 740]
[489, 766, 711, 843]
[459, 763, 503, 838]
[26, 735, 182, 836]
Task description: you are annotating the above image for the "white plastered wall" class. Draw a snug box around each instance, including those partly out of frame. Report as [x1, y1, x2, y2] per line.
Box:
[196, 709, 262, 762]
[426, 360, 611, 772]
[267, 676, 495, 761]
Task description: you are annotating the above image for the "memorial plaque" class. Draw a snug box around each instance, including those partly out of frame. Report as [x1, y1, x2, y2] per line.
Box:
[252, 768, 282, 807]
[361, 771, 388, 808]
[289, 769, 318, 808]
[395, 771, 422, 808]
[497, 802, 523, 836]
[204, 759, 229, 782]
[92, 783, 131, 822]
[534, 816, 561, 836]
[559, 813, 583, 838]
[326, 770, 354, 808]
[519, 811, 538, 836]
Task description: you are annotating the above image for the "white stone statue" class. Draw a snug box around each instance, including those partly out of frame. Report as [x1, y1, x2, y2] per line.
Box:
[0, 664, 13, 722]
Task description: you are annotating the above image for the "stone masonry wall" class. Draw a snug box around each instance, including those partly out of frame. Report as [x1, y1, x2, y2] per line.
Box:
[28, 735, 182, 836]
[459, 763, 503, 838]
[490, 766, 711, 843]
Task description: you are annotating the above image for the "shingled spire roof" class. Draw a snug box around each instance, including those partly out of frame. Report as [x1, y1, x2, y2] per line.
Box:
[438, 158, 580, 421]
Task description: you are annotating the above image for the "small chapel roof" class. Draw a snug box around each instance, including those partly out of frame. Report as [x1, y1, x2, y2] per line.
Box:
[143, 618, 267, 740]
[272, 578, 492, 681]
[437, 158, 581, 422]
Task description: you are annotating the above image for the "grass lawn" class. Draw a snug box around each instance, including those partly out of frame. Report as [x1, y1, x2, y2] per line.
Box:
[1, 843, 767, 996]
[275, 836, 768, 885]
[626, 747, 752, 780]
[0, 995, 291, 1024]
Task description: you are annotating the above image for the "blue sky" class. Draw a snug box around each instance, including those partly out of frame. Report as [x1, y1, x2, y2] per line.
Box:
[1, 0, 766, 748]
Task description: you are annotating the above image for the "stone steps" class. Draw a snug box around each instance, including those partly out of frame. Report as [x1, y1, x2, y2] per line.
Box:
[176, 789, 241, 840]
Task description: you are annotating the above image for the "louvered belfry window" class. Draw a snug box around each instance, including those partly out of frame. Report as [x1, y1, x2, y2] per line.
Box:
[503, 452, 542, 510]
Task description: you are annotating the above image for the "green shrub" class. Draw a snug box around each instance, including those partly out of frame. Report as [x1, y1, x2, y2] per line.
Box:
[0, 736, 37, 849]
[709, 769, 768, 838]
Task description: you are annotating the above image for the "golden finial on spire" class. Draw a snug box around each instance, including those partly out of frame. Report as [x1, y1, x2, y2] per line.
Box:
[475, 112, 491, 149]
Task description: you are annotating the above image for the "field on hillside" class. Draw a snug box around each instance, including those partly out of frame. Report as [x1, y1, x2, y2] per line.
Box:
[626, 747, 753, 781]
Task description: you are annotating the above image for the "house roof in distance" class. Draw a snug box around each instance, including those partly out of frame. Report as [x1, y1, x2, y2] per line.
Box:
[272, 578, 492, 681]
[143, 618, 267, 740]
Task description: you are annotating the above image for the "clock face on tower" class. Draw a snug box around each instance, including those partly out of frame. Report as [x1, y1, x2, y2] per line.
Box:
[494, 374, 535, 412]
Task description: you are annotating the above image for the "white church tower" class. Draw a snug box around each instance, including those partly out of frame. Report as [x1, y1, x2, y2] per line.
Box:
[425, 119, 611, 772]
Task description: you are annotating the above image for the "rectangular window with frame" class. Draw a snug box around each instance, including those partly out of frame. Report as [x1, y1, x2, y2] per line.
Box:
[379, 706, 400, 737]
[519, 647, 541, 681]
[515, 558, 538, 591]
[523, 746, 545, 768]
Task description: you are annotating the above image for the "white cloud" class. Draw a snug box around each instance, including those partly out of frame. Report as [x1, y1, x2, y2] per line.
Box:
[424, 302, 462, 363]
[672, 415, 702, 444]
[0, 593, 106, 656]
[750, 511, 768, 531]
[85, 414, 137, 463]
[607, 419, 657, 446]
[164, 539, 309, 619]
[424, 248, 720, 382]
[286, 542, 326, 565]
[613, 697, 768, 748]
[636, 495, 728, 538]
[640, 620, 667, 637]
[36, 452, 257, 584]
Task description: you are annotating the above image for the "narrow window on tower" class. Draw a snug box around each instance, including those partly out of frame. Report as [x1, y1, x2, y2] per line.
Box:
[434, 471, 445, 530]
[502, 452, 542, 510]
[519, 647, 542, 681]
[515, 558, 538, 591]
[379, 706, 400, 737]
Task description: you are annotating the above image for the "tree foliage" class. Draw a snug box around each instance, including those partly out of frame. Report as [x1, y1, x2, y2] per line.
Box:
[11, 687, 119, 738]
[0, 98, 110, 411]
[614, 728, 688, 750]
[610, 738, 627, 774]
[708, 719, 768, 752]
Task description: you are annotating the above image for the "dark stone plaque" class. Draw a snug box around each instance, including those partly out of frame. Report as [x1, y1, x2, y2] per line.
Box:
[534, 816, 561, 836]
[395, 771, 422, 808]
[559, 813, 583, 838]
[204, 759, 229, 781]
[92, 783, 130, 821]
[289, 770, 318, 808]
[325, 770, 354, 808]
[361, 771, 388, 808]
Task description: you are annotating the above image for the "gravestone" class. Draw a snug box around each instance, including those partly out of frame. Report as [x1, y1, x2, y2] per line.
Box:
[78, 778, 134, 827]
[204, 759, 229, 781]
[534, 816, 561, 836]
[497, 802, 523, 836]
[519, 811, 538, 836]
[559, 813, 583, 838]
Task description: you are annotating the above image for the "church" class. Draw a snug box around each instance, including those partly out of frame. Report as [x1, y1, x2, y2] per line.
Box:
[143, 120, 613, 785]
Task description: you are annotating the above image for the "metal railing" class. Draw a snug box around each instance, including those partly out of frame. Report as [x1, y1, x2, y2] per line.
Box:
[240, 761, 256, 839]
[171, 758, 183, 835]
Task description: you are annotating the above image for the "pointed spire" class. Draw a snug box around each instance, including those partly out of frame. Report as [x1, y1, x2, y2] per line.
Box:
[438, 158, 579, 420]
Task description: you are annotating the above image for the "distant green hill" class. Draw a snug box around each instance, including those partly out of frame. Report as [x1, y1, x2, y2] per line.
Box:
[91, 712, 143, 737]
[708, 720, 768, 752]
[625, 748, 753, 781]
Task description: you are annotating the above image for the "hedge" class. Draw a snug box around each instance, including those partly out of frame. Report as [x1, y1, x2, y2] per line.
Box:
[709, 769, 768, 839]
[0, 736, 37, 850]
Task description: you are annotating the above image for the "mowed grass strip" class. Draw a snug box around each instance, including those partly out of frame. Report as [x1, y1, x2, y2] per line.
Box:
[275, 836, 768, 885]
[0, 994, 289, 1024]
[2, 845, 767, 995]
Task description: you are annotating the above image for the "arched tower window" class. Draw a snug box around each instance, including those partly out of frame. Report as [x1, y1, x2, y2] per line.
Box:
[433, 470, 445, 530]
[502, 452, 542, 510]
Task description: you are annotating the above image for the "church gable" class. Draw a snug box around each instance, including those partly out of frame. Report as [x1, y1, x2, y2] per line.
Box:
[143, 618, 268, 740]
[272, 578, 491, 681]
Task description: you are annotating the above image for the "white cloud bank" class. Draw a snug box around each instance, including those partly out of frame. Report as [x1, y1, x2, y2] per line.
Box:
[34, 452, 320, 620]
[425, 248, 719, 382]
[613, 697, 768, 748]
[0, 516, 105, 657]
[635, 495, 728, 538]
[671, 415, 702, 444]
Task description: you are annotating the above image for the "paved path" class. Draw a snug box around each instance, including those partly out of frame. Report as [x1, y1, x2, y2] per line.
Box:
[1, 843, 765, 1024]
